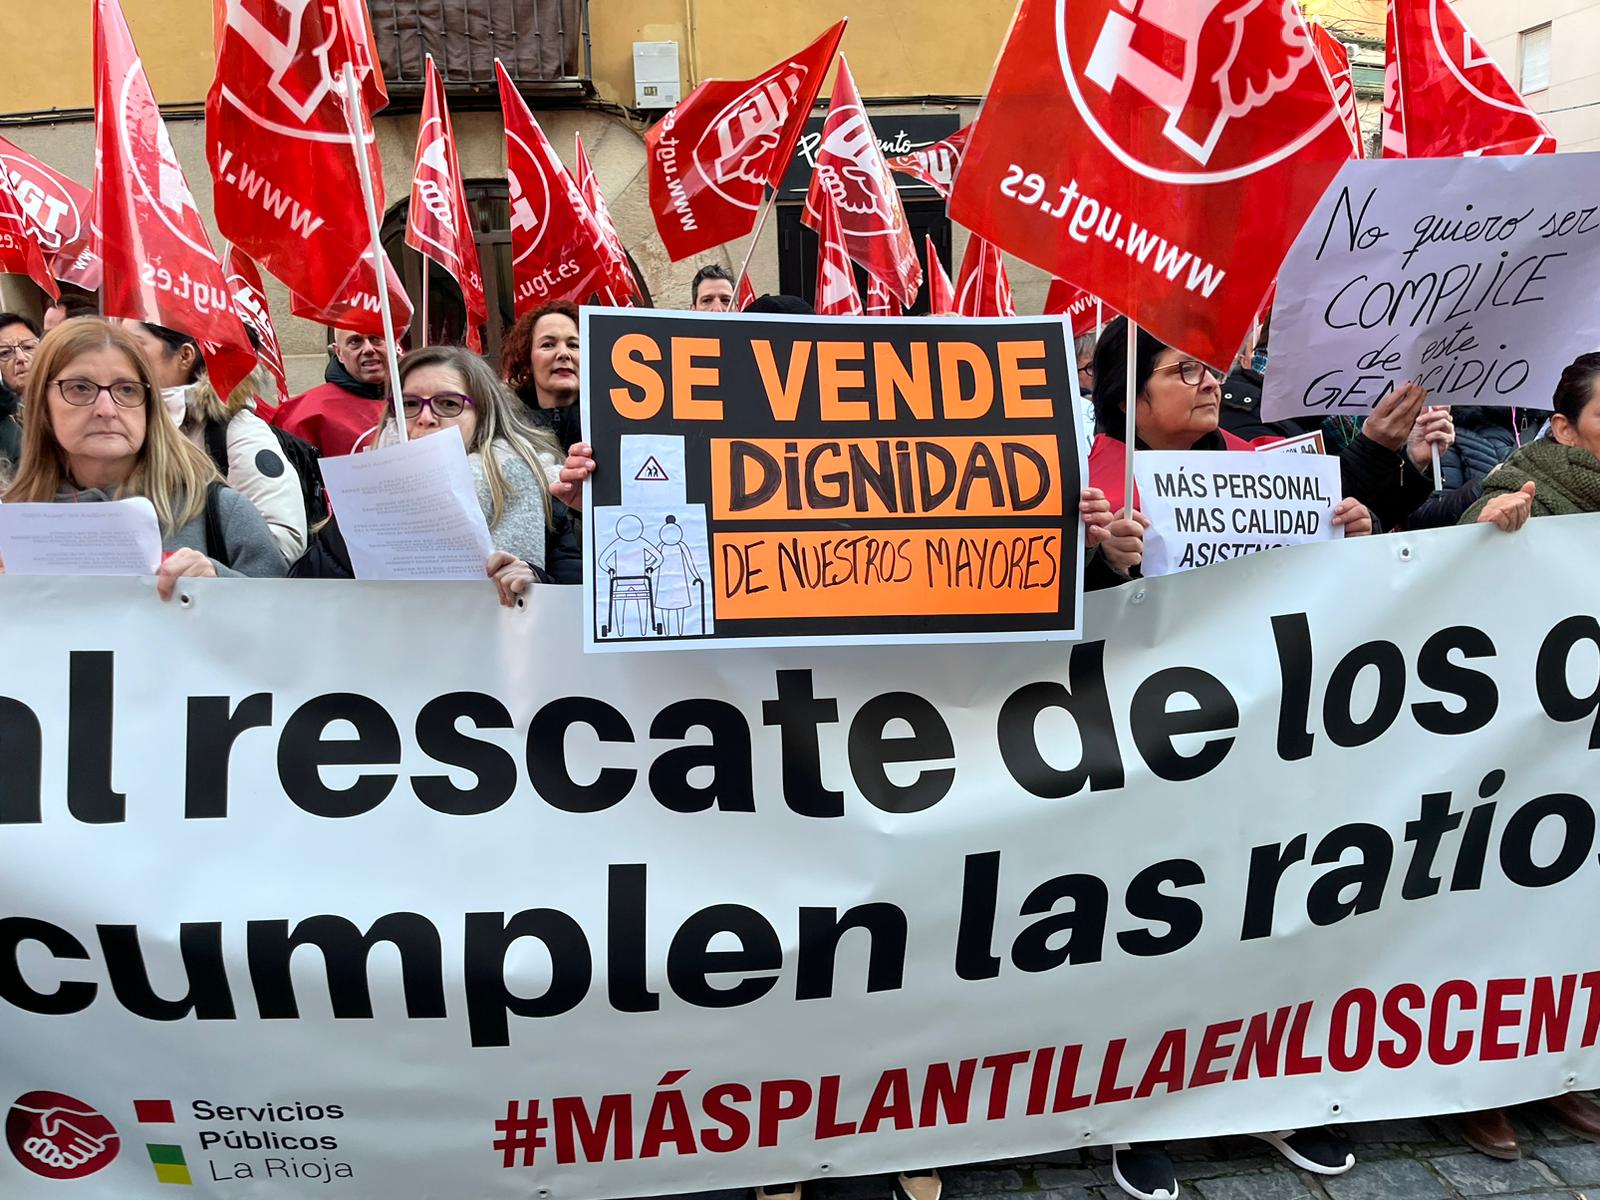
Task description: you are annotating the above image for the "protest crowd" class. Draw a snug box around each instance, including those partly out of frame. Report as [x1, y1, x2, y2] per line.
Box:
[0, 0, 1597, 1198]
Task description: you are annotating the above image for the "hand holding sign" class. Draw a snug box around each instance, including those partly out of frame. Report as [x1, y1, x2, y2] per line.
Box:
[1360, 381, 1429, 451]
[552, 441, 597, 510]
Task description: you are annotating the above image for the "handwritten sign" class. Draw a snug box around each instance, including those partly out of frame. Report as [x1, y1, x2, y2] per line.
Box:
[1262, 155, 1600, 421]
[1133, 451, 1344, 577]
[581, 309, 1086, 651]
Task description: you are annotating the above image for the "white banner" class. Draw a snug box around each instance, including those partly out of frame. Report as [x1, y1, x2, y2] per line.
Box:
[1133, 450, 1343, 576]
[1262, 154, 1600, 421]
[3, 520, 1600, 1199]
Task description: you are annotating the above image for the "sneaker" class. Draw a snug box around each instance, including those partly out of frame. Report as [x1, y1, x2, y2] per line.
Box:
[1112, 1143, 1179, 1200]
[1250, 1128, 1355, 1174]
[756, 1185, 803, 1200]
[893, 1169, 942, 1200]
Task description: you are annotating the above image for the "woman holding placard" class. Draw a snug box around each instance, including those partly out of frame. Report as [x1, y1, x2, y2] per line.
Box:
[1080, 318, 1373, 588]
[2, 318, 284, 597]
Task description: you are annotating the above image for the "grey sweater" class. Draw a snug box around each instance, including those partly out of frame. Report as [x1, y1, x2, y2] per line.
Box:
[54, 484, 287, 578]
[470, 443, 561, 570]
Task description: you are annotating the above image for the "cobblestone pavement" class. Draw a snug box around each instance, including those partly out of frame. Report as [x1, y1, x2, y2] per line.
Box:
[676, 1109, 1598, 1200]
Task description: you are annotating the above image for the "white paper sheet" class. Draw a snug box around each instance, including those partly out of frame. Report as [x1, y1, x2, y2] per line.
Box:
[1134, 450, 1344, 577]
[319, 427, 495, 581]
[0, 497, 163, 576]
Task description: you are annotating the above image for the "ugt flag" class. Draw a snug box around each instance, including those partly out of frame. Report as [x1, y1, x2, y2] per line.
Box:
[96, 0, 255, 399]
[646, 20, 845, 261]
[1383, 0, 1556, 158]
[407, 55, 487, 349]
[207, 0, 403, 321]
[951, 0, 1350, 369]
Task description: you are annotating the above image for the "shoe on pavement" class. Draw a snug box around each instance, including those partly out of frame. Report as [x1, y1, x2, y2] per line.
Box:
[893, 1169, 942, 1200]
[1458, 1109, 1521, 1160]
[1112, 1143, 1178, 1200]
[1250, 1127, 1355, 1174]
[1543, 1093, 1600, 1143]
[756, 1185, 804, 1200]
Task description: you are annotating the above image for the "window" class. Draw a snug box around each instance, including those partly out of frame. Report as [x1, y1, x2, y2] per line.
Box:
[1520, 23, 1552, 94]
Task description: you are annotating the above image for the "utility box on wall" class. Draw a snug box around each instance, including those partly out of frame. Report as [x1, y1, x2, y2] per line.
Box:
[633, 41, 681, 108]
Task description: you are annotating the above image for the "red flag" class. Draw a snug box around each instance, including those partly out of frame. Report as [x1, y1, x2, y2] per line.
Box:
[1384, 0, 1555, 158]
[954, 237, 1015, 318]
[803, 58, 922, 307]
[288, 253, 412, 335]
[0, 170, 59, 300]
[575, 131, 641, 306]
[737, 273, 757, 312]
[950, 0, 1349, 368]
[1044, 280, 1114, 338]
[925, 235, 955, 316]
[222, 246, 289, 410]
[96, 0, 254, 399]
[884, 126, 970, 199]
[1382, 4, 1408, 157]
[814, 191, 862, 317]
[1310, 23, 1364, 158]
[646, 20, 846, 261]
[0, 135, 101, 288]
[498, 61, 611, 314]
[208, 0, 398, 318]
[865, 275, 902, 317]
[406, 56, 487, 349]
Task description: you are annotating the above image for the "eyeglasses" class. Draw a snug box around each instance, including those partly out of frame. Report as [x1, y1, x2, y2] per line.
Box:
[1150, 359, 1220, 387]
[0, 340, 39, 364]
[401, 392, 475, 419]
[54, 378, 148, 408]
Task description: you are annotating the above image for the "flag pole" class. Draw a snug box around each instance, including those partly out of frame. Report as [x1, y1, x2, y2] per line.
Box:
[733, 186, 777, 297]
[1429, 407, 1443, 492]
[1095, 298, 1103, 340]
[1123, 318, 1138, 520]
[420, 252, 431, 347]
[341, 63, 408, 443]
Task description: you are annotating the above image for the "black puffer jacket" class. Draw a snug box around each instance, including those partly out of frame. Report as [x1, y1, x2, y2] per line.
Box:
[1436, 407, 1544, 491]
[0, 381, 21, 473]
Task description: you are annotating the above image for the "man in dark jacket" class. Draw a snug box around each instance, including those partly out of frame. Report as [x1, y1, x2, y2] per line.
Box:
[272, 327, 391, 457]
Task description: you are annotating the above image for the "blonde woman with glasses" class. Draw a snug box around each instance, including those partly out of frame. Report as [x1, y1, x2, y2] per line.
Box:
[2, 318, 285, 596]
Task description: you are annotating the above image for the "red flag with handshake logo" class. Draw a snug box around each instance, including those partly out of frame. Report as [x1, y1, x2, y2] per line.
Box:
[207, 0, 399, 320]
[95, 0, 255, 400]
[803, 57, 922, 307]
[497, 61, 610, 313]
[222, 246, 290, 409]
[1383, 0, 1555, 158]
[884, 126, 970, 199]
[950, 0, 1350, 369]
[575, 131, 642, 306]
[0, 171, 59, 301]
[0, 135, 101, 289]
[646, 20, 845, 261]
[407, 55, 487, 349]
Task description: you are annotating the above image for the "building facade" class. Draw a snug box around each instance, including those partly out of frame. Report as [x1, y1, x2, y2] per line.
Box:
[0, 0, 1017, 389]
[1453, 0, 1600, 154]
